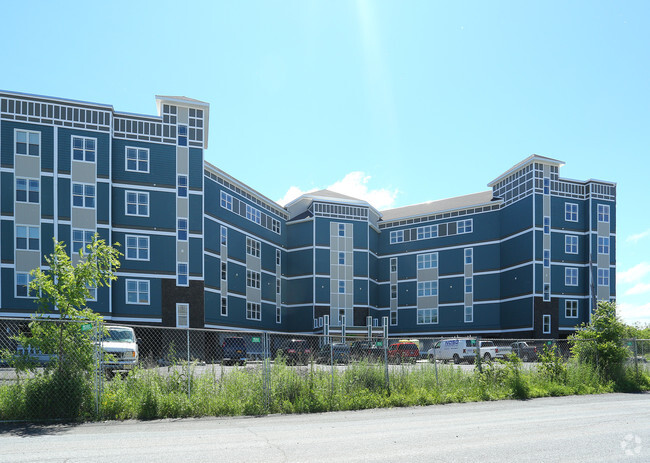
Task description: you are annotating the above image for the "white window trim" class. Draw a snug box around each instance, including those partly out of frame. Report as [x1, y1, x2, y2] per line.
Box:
[14, 129, 40, 157]
[465, 305, 473, 323]
[125, 190, 149, 217]
[565, 300, 579, 319]
[597, 269, 610, 286]
[177, 218, 188, 242]
[565, 202, 578, 222]
[71, 135, 97, 163]
[221, 297, 228, 316]
[176, 303, 189, 328]
[15, 177, 40, 204]
[125, 279, 150, 305]
[16, 224, 40, 252]
[565, 267, 578, 286]
[246, 302, 261, 321]
[543, 314, 551, 334]
[416, 307, 439, 325]
[276, 306, 281, 324]
[464, 277, 473, 294]
[72, 228, 95, 255]
[177, 262, 189, 287]
[565, 235, 578, 255]
[15, 272, 36, 299]
[417, 280, 438, 297]
[390, 309, 398, 326]
[125, 146, 150, 173]
[124, 234, 150, 261]
[72, 182, 96, 209]
[597, 204, 610, 223]
[597, 237, 609, 255]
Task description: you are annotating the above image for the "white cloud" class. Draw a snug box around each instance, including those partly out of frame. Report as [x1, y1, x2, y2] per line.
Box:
[617, 302, 650, 324]
[277, 171, 398, 210]
[617, 262, 650, 285]
[625, 283, 650, 296]
[627, 228, 650, 243]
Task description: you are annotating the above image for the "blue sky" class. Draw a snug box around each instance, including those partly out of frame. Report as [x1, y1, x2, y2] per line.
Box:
[2, 1, 649, 324]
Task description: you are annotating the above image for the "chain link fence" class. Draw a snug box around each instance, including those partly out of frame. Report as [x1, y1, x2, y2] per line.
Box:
[1, 317, 648, 421]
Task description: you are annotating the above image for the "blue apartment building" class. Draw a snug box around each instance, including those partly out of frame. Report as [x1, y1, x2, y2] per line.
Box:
[0, 90, 616, 339]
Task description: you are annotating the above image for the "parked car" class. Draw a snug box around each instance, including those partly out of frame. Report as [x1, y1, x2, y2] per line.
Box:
[510, 341, 538, 362]
[477, 341, 510, 361]
[316, 343, 350, 364]
[388, 342, 419, 363]
[222, 336, 247, 365]
[278, 339, 312, 365]
[101, 325, 139, 372]
[428, 338, 477, 364]
[350, 340, 383, 361]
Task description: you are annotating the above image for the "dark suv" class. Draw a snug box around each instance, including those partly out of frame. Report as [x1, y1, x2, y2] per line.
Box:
[279, 339, 312, 365]
[222, 337, 247, 365]
[350, 340, 383, 362]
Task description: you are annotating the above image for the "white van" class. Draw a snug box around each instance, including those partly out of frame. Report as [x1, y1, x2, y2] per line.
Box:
[101, 325, 139, 372]
[427, 338, 477, 364]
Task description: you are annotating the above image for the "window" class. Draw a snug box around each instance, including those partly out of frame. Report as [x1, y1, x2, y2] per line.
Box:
[176, 304, 189, 328]
[543, 314, 551, 334]
[246, 270, 260, 289]
[417, 281, 438, 297]
[390, 230, 404, 244]
[543, 250, 550, 268]
[221, 262, 227, 280]
[338, 223, 345, 237]
[543, 177, 550, 195]
[417, 225, 437, 240]
[457, 219, 473, 234]
[221, 297, 227, 316]
[15, 130, 40, 156]
[16, 272, 35, 298]
[126, 279, 149, 304]
[390, 284, 397, 299]
[73, 183, 95, 208]
[220, 191, 233, 210]
[177, 263, 188, 286]
[221, 226, 228, 246]
[565, 235, 578, 254]
[543, 284, 550, 302]
[125, 191, 148, 216]
[417, 253, 438, 270]
[246, 302, 261, 321]
[86, 284, 97, 302]
[597, 269, 609, 286]
[417, 308, 438, 324]
[125, 147, 149, 172]
[177, 218, 188, 241]
[464, 248, 473, 265]
[390, 309, 398, 326]
[246, 237, 260, 257]
[16, 225, 39, 250]
[276, 249, 281, 266]
[543, 216, 550, 234]
[276, 279, 281, 294]
[177, 175, 188, 198]
[276, 307, 281, 324]
[338, 280, 345, 294]
[16, 178, 39, 203]
[338, 252, 345, 265]
[178, 125, 188, 146]
[72, 229, 94, 254]
[565, 203, 578, 222]
[597, 204, 610, 223]
[72, 136, 96, 162]
[465, 305, 473, 323]
[565, 300, 578, 318]
[125, 235, 149, 260]
[390, 258, 397, 273]
[565, 267, 578, 286]
[598, 237, 609, 255]
[465, 277, 472, 293]
[246, 204, 261, 224]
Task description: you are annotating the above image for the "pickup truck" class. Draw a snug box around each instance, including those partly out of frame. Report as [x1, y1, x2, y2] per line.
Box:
[510, 341, 538, 362]
[477, 341, 510, 361]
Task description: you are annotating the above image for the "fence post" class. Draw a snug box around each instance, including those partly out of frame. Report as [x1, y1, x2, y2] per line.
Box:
[476, 336, 482, 373]
[633, 338, 639, 379]
[186, 328, 191, 399]
[94, 320, 102, 419]
[263, 331, 270, 413]
[433, 337, 439, 389]
[382, 316, 389, 394]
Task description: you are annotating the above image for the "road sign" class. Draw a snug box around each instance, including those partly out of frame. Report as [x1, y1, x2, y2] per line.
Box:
[252, 337, 261, 343]
[81, 323, 92, 332]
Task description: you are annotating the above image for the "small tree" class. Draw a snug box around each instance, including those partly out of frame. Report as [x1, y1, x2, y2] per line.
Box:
[570, 301, 629, 380]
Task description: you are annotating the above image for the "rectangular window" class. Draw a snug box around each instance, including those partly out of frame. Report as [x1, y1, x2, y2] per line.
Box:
[390, 230, 404, 244]
[126, 279, 150, 305]
[221, 262, 227, 280]
[338, 252, 345, 265]
[73, 183, 96, 208]
[125, 235, 149, 261]
[177, 175, 188, 197]
[276, 307, 281, 324]
[457, 219, 473, 234]
[178, 125, 188, 146]
[338, 280, 345, 294]
[417, 253, 438, 270]
[246, 204, 261, 224]
[246, 270, 261, 289]
[464, 248, 473, 265]
[465, 277, 472, 294]
[72, 136, 96, 162]
[125, 147, 149, 172]
[390, 258, 397, 273]
[417, 281, 438, 297]
[597, 269, 609, 286]
[16, 225, 39, 251]
[15, 130, 40, 156]
[543, 216, 550, 234]
[417, 225, 437, 240]
[565, 267, 578, 286]
[178, 218, 188, 241]
[338, 223, 345, 237]
[565, 203, 578, 222]
[15, 272, 35, 298]
[565, 235, 578, 254]
[597, 204, 610, 223]
[276, 249, 281, 266]
[16, 178, 39, 203]
[390, 309, 398, 326]
[125, 191, 148, 216]
[72, 229, 94, 254]
[220, 191, 233, 210]
[417, 308, 438, 324]
[221, 226, 228, 246]
[465, 305, 473, 323]
[543, 177, 550, 195]
[276, 279, 281, 295]
[597, 237, 609, 255]
[221, 297, 227, 316]
[543, 314, 551, 334]
[177, 263, 188, 286]
[390, 284, 397, 299]
[86, 284, 97, 302]
[176, 303, 189, 328]
[565, 300, 578, 318]
[246, 302, 261, 321]
[543, 250, 550, 268]
[246, 237, 260, 257]
[543, 284, 550, 302]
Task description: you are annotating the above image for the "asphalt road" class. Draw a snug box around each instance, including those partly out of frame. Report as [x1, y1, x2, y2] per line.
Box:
[1, 393, 648, 462]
